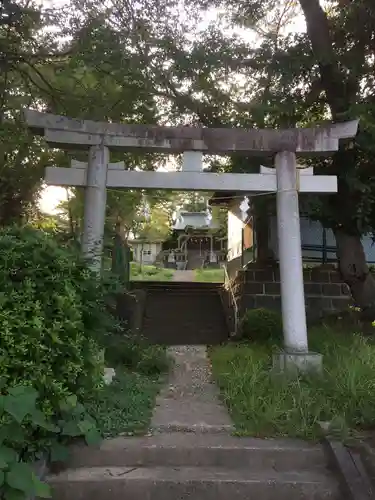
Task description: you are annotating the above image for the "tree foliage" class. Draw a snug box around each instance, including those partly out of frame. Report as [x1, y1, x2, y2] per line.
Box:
[3, 0, 375, 306]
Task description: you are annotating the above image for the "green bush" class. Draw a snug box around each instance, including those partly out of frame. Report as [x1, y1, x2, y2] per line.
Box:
[0, 226, 126, 497]
[104, 332, 169, 376]
[136, 345, 170, 375]
[0, 226, 114, 403]
[239, 308, 283, 343]
[144, 267, 159, 276]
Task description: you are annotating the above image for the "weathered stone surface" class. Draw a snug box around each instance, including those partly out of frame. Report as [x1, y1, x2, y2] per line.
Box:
[264, 282, 281, 294]
[321, 284, 342, 296]
[48, 346, 342, 500]
[67, 433, 328, 471]
[48, 466, 340, 500]
[255, 295, 282, 309]
[304, 283, 323, 295]
[24, 109, 358, 155]
[310, 269, 331, 283]
[234, 264, 351, 321]
[151, 346, 233, 433]
[245, 282, 265, 294]
[103, 368, 116, 385]
[272, 351, 323, 375]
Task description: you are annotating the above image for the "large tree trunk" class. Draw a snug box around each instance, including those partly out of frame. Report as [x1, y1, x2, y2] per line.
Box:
[298, 0, 375, 309]
[334, 228, 375, 310]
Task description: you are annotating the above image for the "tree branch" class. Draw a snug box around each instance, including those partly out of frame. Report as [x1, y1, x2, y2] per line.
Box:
[298, 0, 353, 118]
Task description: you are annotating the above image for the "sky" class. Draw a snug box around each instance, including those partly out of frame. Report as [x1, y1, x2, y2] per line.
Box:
[38, 0, 307, 215]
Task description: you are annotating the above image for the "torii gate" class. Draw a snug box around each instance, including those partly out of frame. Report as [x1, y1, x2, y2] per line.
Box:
[24, 109, 358, 371]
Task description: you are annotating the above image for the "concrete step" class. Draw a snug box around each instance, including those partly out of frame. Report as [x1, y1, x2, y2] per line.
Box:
[145, 292, 222, 299]
[139, 333, 228, 345]
[131, 281, 223, 291]
[49, 465, 340, 500]
[143, 314, 225, 320]
[142, 325, 228, 335]
[65, 434, 331, 472]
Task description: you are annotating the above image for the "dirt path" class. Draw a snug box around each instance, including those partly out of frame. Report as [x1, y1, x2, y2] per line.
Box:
[151, 345, 233, 433]
[172, 270, 196, 281]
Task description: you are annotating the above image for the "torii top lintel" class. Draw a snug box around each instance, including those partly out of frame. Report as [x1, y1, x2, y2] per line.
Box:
[24, 109, 359, 156]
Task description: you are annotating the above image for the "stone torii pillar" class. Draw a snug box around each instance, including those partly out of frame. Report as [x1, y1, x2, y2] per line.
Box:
[71, 158, 125, 273]
[260, 164, 321, 369]
[276, 155, 309, 353]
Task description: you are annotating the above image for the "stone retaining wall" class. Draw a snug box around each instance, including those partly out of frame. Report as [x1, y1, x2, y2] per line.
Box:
[232, 264, 352, 322]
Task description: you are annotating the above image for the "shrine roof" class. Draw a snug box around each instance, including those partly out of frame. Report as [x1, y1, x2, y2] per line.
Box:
[172, 211, 220, 231]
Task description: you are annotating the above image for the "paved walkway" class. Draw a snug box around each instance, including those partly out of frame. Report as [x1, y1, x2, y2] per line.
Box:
[151, 345, 233, 433]
[172, 270, 196, 282]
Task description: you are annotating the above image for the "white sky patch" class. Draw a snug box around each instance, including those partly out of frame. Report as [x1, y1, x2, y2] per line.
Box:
[39, 186, 68, 214]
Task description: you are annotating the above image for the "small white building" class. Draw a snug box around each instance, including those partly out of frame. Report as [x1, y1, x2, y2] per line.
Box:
[128, 239, 164, 264]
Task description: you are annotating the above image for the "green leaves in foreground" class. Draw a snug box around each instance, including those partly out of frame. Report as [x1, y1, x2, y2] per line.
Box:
[0, 384, 102, 499]
[2, 462, 50, 499]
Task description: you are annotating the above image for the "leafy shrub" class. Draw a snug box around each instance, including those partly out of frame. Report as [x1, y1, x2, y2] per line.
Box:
[239, 308, 283, 343]
[104, 332, 169, 375]
[136, 345, 169, 375]
[0, 384, 101, 499]
[144, 267, 159, 276]
[0, 226, 113, 403]
[0, 226, 121, 497]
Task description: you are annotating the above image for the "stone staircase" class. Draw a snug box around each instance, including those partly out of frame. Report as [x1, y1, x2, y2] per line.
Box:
[46, 344, 343, 500]
[48, 433, 342, 499]
[139, 282, 229, 345]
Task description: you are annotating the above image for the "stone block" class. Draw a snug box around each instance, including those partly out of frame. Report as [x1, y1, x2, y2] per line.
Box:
[272, 351, 323, 375]
[310, 268, 331, 283]
[304, 283, 322, 295]
[306, 296, 332, 312]
[103, 368, 116, 385]
[321, 283, 342, 296]
[255, 295, 281, 310]
[264, 282, 281, 295]
[240, 296, 256, 311]
[244, 282, 264, 294]
[329, 271, 342, 283]
[253, 269, 275, 282]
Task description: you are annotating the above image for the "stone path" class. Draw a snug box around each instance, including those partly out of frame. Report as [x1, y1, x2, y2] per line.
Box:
[151, 345, 233, 433]
[172, 270, 196, 282]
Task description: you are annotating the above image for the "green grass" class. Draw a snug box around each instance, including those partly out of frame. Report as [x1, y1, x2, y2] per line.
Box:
[88, 369, 164, 437]
[89, 335, 170, 437]
[210, 326, 375, 440]
[194, 267, 225, 282]
[130, 262, 174, 281]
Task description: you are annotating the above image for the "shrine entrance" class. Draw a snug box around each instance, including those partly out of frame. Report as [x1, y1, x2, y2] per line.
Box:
[24, 109, 358, 371]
